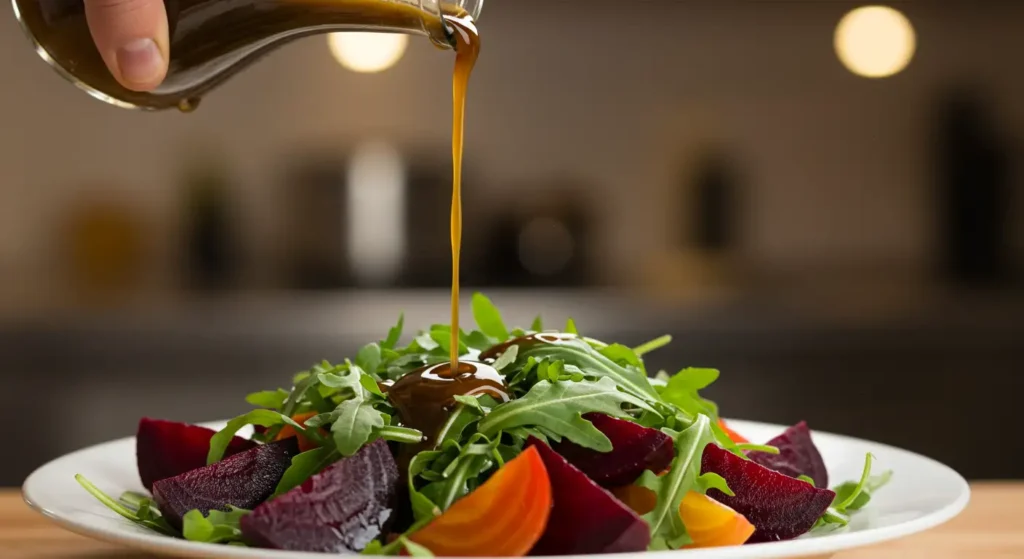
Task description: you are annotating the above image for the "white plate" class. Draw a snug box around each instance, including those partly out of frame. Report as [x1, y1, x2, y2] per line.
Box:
[23, 420, 969, 559]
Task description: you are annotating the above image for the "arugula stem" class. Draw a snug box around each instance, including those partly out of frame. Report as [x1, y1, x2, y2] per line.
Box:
[735, 443, 780, 454]
[835, 453, 875, 511]
[75, 475, 139, 521]
[633, 335, 672, 357]
[441, 456, 478, 510]
[377, 426, 425, 444]
[434, 406, 465, 444]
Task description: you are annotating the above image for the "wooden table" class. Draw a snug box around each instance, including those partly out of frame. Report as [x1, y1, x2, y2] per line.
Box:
[2, 483, 1020, 558]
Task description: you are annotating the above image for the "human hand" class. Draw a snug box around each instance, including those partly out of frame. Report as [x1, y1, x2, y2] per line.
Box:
[85, 0, 169, 91]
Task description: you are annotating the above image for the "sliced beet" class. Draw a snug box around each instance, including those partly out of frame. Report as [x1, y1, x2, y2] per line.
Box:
[746, 421, 829, 488]
[528, 437, 650, 554]
[137, 417, 256, 491]
[241, 439, 399, 553]
[701, 443, 835, 543]
[553, 413, 673, 487]
[152, 438, 298, 529]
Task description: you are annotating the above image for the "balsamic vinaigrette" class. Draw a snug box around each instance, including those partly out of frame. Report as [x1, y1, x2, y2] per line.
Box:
[477, 332, 580, 361]
[446, 12, 480, 372]
[387, 361, 508, 446]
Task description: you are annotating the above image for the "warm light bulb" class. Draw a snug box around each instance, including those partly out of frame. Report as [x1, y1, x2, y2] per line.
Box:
[328, 32, 409, 73]
[834, 6, 916, 78]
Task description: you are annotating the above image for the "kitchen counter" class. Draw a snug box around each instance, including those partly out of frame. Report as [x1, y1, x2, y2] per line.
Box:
[2, 482, 1020, 558]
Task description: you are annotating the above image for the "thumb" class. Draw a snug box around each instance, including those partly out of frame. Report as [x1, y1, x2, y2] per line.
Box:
[84, 0, 169, 91]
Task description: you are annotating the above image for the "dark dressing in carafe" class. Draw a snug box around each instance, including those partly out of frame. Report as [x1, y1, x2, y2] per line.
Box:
[15, 0, 456, 110]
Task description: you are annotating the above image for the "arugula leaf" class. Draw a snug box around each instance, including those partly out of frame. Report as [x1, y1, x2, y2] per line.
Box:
[492, 344, 519, 371]
[633, 335, 672, 357]
[530, 315, 543, 331]
[208, 409, 304, 464]
[658, 368, 721, 422]
[565, 318, 578, 335]
[461, 330, 494, 351]
[245, 389, 289, 410]
[834, 453, 875, 511]
[182, 507, 249, 544]
[281, 369, 324, 417]
[117, 491, 164, 523]
[75, 475, 177, 537]
[436, 405, 477, 445]
[694, 471, 734, 496]
[812, 454, 893, 532]
[471, 293, 509, 341]
[423, 453, 493, 510]
[415, 332, 440, 351]
[274, 447, 338, 496]
[833, 454, 891, 512]
[408, 451, 444, 521]
[382, 314, 404, 350]
[516, 336, 661, 403]
[797, 474, 816, 486]
[331, 398, 386, 456]
[599, 343, 643, 369]
[478, 378, 654, 451]
[356, 343, 383, 376]
[319, 366, 363, 396]
[637, 414, 715, 550]
[360, 373, 386, 397]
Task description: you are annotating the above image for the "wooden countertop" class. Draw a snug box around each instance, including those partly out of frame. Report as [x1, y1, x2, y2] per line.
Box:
[2, 483, 1020, 558]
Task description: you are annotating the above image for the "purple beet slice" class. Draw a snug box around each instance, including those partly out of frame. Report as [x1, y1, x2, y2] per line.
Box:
[241, 439, 399, 553]
[747, 421, 829, 488]
[701, 443, 835, 543]
[152, 438, 298, 529]
[553, 413, 674, 487]
[528, 437, 650, 555]
[137, 417, 257, 491]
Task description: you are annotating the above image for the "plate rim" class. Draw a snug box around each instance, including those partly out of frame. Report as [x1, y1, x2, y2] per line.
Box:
[22, 419, 971, 559]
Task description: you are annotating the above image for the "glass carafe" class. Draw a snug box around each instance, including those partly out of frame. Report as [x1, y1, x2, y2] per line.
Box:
[11, 0, 483, 111]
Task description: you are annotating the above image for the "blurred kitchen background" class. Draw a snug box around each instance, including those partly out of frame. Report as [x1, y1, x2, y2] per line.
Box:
[0, 0, 1022, 485]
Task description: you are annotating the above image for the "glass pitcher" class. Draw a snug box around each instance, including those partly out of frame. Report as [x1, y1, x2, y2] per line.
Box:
[11, 0, 483, 111]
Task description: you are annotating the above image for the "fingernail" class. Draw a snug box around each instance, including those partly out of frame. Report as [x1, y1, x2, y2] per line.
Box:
[116, 38, 164, 86]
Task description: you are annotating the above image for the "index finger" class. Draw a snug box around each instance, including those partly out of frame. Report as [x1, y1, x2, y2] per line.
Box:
[84, 0, 169, 91]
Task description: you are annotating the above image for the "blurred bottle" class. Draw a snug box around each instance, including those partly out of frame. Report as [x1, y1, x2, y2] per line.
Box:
[480, 181, 593, 287]
[933, 86, 1012, 287]
[281, 156, 348, 290]
[60, 195, 146, 305]
[643, 146, 744, 301]
[182, 161, 238, 291]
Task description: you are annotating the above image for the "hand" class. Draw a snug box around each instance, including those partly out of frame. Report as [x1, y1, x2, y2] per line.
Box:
[85, 0, 169, 91]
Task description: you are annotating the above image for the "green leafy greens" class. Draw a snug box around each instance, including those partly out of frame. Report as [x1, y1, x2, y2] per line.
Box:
[73, 291, 890, 555]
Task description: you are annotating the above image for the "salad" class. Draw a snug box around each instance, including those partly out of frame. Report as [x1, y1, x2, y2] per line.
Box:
[78, 293, 890, 555]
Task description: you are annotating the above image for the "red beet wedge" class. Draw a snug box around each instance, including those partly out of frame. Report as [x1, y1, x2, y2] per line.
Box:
[137, 418, 256, 491]
[152, 438, 298, 529]
[241, 439, 399, 553]
[553, 413, 674, 487]
[747, 421, 829, 488]
[528, 437, 650, 555]
[701, 443, 835, 542]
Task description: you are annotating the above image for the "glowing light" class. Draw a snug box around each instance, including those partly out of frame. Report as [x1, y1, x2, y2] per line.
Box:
[346, 141, 406, 285]
[328, 32, 409, 73]
[835, 6, 916, 78]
